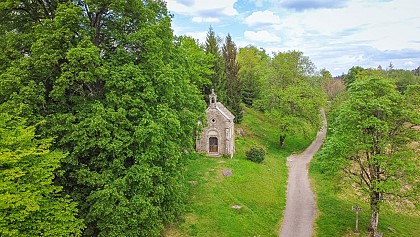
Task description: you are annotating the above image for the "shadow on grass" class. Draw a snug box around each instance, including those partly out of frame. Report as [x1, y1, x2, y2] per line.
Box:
[310, 154, 420, 237]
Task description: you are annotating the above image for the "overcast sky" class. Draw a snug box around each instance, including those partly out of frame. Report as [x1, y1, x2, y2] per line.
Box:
[166, 0, 420, 76]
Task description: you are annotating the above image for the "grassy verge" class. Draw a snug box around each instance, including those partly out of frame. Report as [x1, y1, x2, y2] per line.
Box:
[310, 155, 420, 237]
[164, 107, 315, 237]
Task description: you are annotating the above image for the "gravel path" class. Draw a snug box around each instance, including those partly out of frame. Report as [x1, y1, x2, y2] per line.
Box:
[279, 111, 327, 237]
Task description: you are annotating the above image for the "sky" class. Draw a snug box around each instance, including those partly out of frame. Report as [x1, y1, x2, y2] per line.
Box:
[166, 0, 420, 76]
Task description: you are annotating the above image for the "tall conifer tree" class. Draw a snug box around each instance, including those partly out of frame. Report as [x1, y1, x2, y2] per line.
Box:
[222, 34, 242, 123]
[204, 26, 227, 104]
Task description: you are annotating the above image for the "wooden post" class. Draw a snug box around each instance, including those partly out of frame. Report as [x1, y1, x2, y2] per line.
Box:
[352, 204, 361, 234]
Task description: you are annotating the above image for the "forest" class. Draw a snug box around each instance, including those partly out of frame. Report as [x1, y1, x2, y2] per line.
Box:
[1, 1, 419, 237]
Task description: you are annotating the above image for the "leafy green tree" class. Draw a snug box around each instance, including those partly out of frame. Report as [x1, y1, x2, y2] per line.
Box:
[174, 36, 213, 94]
[204, 26, 227, 103]
[237, 45, 270, 107]
[387, 69, 420, 93]
[320, 68, 332, 80]
[317, 77, 419, 236]
[343, 66, 365, 88]
[256, 51, 326, 147]
[222, 34, 242, 123]
[1, 1, 208, 236]
[0, 113, 84, 237]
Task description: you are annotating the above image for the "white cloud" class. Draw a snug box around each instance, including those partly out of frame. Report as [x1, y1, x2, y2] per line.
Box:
[169, 0, 420, 75]
[275, 0, 420, 50]
[184, 31, 208, 43]
[192, 17, 220, 23]
[404, 61, 415, 66]
[244, 30, 281, 42]
[245, 10, 281, 26]
[167, 0, 238, 17]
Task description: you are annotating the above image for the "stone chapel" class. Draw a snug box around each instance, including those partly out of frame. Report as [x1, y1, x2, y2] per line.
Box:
[196, 90, 235, 158]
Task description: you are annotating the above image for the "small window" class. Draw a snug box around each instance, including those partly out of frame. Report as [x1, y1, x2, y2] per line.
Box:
[211, 118, 216, 123]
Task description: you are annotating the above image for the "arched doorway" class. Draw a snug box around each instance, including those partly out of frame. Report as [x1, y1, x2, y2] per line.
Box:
[209, 137, 218, 153]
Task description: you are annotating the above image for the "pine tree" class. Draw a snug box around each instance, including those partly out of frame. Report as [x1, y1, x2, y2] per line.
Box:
[222, 34, 242, 123]
[204, 26, 227, 104]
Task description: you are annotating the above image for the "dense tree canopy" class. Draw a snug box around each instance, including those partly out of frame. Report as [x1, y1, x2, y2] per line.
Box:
[1, 1, 207, 236]
[237, 45, 270, 107]
[0, 113, 84, 236]
[255, 51, 326, 147]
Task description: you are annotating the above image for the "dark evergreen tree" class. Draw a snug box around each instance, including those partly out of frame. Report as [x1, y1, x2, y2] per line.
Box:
[413, 65, 420, 76]
[204, 26, 227, 104]
[222, 34, 242, 123]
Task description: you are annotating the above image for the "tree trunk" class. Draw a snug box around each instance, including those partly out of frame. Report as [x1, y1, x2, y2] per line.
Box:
[368, 191, 381, 236]
[279, 135, 286, 148]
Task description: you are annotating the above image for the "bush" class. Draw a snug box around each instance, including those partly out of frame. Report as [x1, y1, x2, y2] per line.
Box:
[246, 146, 266, 163]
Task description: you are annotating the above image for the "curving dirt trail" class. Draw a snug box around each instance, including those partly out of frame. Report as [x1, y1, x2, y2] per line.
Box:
[279, 111, 327, 237]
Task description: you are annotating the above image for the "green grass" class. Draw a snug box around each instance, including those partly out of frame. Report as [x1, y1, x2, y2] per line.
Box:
[310, 155, 420, 237]
[164, 107, 315, 237]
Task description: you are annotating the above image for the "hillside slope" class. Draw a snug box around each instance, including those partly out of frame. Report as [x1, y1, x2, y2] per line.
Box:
[165, 107, 316, 236]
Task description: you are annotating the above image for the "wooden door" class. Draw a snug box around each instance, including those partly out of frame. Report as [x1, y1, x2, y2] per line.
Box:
[209, 137, 218, 153]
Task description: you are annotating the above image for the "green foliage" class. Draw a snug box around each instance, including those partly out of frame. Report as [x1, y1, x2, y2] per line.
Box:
[0, 113, 84, 236]
[204, 26, 227, 103]
[1, 1, 208, 236]
[343, 66, 365, 88]
[174, 36, 213, 94]
[255, 51, 326, 147]
[237, 45, 270, 107]
[166, 107, 316, 236]
[310, 154, 420, 237]
[246, 146, 266, 163]
[387, 69, 420, 93]
[317, 76, 419, 232]
[222, 34, 243, 123]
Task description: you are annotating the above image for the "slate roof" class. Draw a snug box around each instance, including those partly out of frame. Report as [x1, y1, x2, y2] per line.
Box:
[214, 102, 235, 120]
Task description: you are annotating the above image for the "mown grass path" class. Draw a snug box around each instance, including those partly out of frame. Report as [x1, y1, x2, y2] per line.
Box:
[279, 110, 326, 237]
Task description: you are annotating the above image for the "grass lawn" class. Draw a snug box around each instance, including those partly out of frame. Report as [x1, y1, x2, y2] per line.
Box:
[310, 155, 420, 237]
[164, 107, 315, 237]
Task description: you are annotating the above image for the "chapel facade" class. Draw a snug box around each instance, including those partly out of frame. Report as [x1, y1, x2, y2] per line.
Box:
[196, 90, 235, 158]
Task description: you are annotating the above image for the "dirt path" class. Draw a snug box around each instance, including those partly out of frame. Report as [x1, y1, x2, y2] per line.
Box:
[279, 111, 327, 237]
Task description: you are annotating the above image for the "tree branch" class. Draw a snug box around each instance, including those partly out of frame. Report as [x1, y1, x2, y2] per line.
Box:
[36, 0, 51, 19]
[357, 157, 372, 187]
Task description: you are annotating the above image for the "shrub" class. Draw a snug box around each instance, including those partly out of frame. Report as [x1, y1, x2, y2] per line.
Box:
[246, 146, 266, 163]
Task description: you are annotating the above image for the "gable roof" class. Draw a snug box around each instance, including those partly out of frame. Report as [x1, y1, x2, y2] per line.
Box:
[207, 102, 235, 120]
